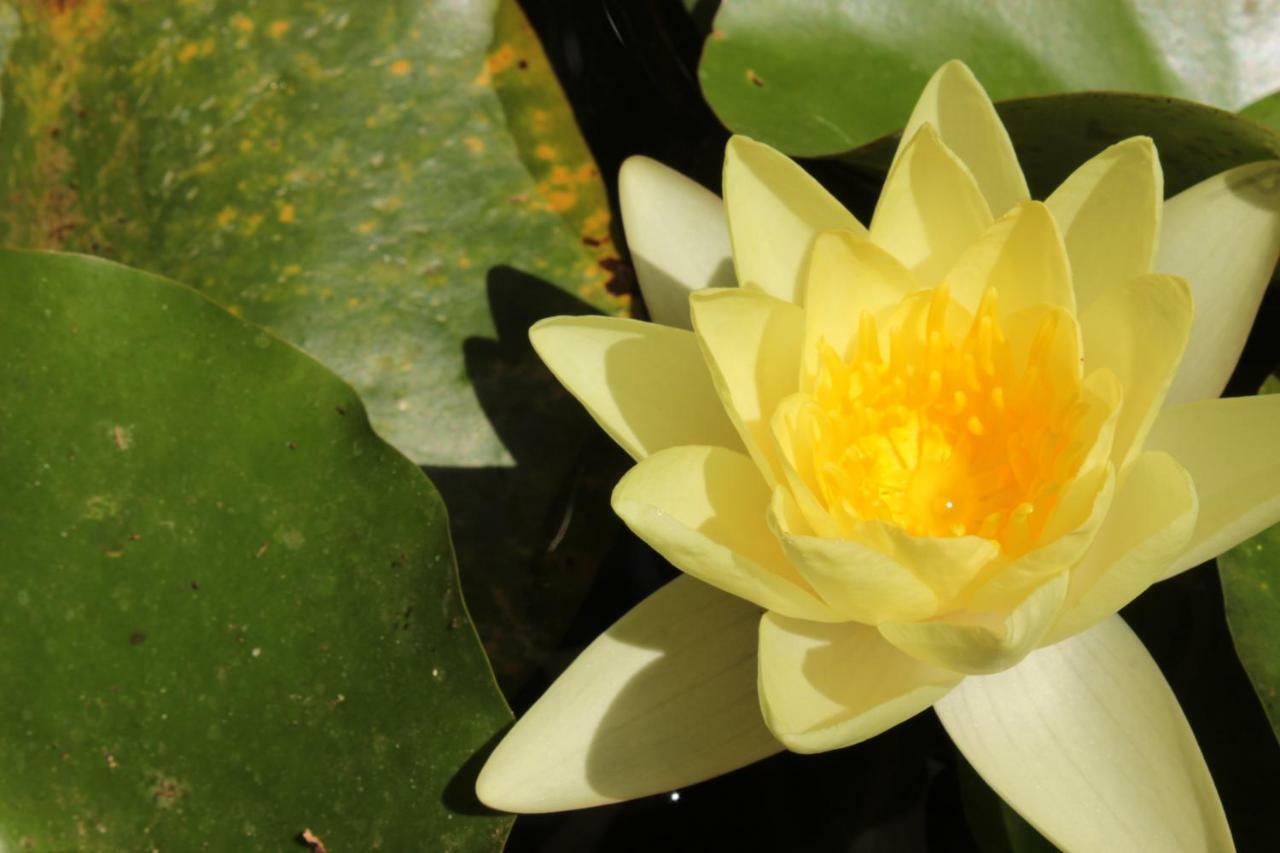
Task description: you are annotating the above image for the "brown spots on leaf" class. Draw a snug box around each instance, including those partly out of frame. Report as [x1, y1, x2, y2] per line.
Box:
[255, 541, 270, 558]
[746, 69, 765, 87]
[463, 136, 485, 154]
[129, 631, 146, 646]
[230, 13, 254, 33]
[215, 207, 237, 228]
[389, 58, 412, 76]
[268, 20, 290, 38]
[534, 143, 557, 161]
[278, 203, 296, 223]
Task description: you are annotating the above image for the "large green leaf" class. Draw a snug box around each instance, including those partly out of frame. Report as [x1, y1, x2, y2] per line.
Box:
[0, 0, 628, 689]
[699, 0, 1280, 156]
[1217, 376, 1280, 743]
[0, 250, 511, 849]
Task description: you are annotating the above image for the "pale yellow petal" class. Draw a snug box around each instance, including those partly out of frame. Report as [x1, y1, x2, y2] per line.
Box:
[1045, 137, 1162, 311]
[943, 201, 1073, 317]
[768, 489, 938, 624]
[1081, 273, 1193, 467]
[476, 576, 779, 812]
[896, 60, 1029, 218]
[1161, 161, 1280, 405]
[936, 616, 1233, 852]
[690, 288, 805, 487]
[769, 392, 845, 538]
[757, 612, 961, 754]
[870, 123, 993, 287]
[723, 135, 865, 304]
[1047, 452, 1197, 643]
[1146, 393, 1280, 578]
[878, 571, 1068, 675]
[529, 316, 743, 460]
[801, 230, 917, 385]
[1002, 302, 1082, 389]
[851, 520, 998, 602]
[618, 155, 736, 329]
[612, 445, 836, 621]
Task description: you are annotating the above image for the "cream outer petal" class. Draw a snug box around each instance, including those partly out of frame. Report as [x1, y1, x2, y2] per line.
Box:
[1160, 161, 1280, 406]
[529, 315, 743, 461]
[476, 576, 779, 812]
[618, 155, 736, 330]
[757, 612, 961, 754]
[936, 616, 1233, 852]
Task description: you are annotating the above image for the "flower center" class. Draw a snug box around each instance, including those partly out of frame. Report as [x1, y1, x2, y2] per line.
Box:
[803, 285, 1085, 554]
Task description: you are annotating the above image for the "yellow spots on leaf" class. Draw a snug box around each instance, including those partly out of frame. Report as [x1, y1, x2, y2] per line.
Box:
[278, 203, 296, 224]
[534, 143, 557, 161]
[346, 296, 362, 308]
[269, 20, 290, 39]
[581, 209, 611, 244]
[230, 14, 254, 33]
[472, 43, 517, 87]
[281, 263, 302, 278]
[356, 221, 375, 234]
[178, 42, 201, 63]
[530, 109, 550, 132]
[215, 207, 237, 228]
[227, 305, 244, 317]
[243, 212, 265, 236]
[389, 59, 412, 76]
[544, 191, 577, 213]
[464, 136, 485, 155]
[457, 255, 473, 270]
[238, 138, 254, 153]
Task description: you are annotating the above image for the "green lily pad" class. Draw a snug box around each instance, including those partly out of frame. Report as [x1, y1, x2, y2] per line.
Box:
[1217, 376, 1280, 743]
[840, 92, 1280, 199]
[0, 0, 628, 690]
[0, 250, 511, 849]
[698, 0, 1280, 156]
[1243, 91, 1280, 133]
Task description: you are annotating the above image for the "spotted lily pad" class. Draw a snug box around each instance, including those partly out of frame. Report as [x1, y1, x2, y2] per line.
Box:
[0, 0, 630, 691]
[0, 250, 511, 849]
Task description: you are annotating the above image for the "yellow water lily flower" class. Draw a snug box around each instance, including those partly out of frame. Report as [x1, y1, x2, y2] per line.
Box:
[477, 61, 1280, 851]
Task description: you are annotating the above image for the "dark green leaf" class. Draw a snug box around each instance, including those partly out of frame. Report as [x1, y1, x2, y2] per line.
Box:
[1217, 375, 1280, 744]
[699, 0, 1280, 156]
[840, 92, 1280, 199]
[0, 250, 511, 850]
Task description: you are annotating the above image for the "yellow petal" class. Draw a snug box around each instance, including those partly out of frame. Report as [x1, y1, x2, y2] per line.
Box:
[1002, 302, 1082, 388]
[529, 316, 743, 461]
[1161, 161, 1280, 405]
[768, 395, 847, 539]
[851, 520, 998, 603]
[936, 616, 1232, 852]
[768, 488, 938, 624]
[1047, 452, 1197, 643]
[612, 445, 836, 621]
[618, 155, 736, 329]
[942, 201, 1074, 317]
[1081, 273, 1193, 467]
[870, 123, 994, 287]
[1045, 137, 1162, 311]
[690, 288, 805, 487]
[1146, 393, 1280, 579]
[878, 571, 1068, 675]
[757, 612, 961, 753]
[723, 135, 866, 304]
[965, 465, 1116, 613]
[801, 230, 917, 386]
[476, 577, 779, 812]
[896, 60, 1029, 218]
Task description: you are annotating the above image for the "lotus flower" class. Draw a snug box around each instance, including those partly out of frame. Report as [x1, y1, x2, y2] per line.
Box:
[477, 61, 1280, 851]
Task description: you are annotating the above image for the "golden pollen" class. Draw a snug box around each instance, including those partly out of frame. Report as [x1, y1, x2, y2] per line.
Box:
[804, 284, 1086, 555]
